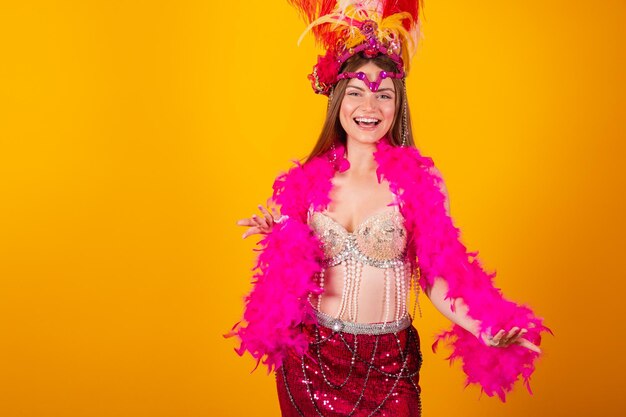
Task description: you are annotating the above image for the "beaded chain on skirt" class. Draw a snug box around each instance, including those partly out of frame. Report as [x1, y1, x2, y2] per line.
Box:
[275, 312, 423, 417]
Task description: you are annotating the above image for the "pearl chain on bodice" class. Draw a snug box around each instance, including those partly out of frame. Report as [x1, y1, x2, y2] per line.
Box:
[308, 206, 412, 324]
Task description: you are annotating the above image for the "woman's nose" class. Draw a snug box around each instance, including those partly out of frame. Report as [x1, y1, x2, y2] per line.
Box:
[361, 94, 377, 110]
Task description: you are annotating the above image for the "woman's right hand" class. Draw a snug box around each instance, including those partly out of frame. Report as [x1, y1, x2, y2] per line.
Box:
[236, 203, 281, 239]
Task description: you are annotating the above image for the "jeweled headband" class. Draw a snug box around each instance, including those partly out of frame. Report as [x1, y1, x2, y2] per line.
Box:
[288, 0, 421, 95]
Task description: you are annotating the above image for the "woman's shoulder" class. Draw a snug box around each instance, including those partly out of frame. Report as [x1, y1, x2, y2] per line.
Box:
[426, 164, 444, 180]
[272, 157, 322, 189]
[270, 154, 334, 215]
[430, 165, 450, 215]
[403, 145, 445, 180]
[384, 146, 450, 215]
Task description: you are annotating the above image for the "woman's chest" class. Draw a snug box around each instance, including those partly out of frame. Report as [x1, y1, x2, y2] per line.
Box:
[322, 175, 399, 234]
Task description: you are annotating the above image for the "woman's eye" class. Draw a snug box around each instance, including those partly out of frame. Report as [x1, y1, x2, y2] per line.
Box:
[379, 94, 392, 100]
[347, 91, 360, 96]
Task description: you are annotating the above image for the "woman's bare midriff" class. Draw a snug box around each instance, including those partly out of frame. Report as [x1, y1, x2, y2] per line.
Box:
[312, 262, 410, 324]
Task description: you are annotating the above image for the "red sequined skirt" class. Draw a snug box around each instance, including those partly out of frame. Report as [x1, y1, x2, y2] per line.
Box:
[276, 313, 422, 417]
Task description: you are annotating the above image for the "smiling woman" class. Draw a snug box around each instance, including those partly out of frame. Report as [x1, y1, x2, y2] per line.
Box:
[228, 1, 548, 416]
[307, 54, 414, 162]
[339, 63, 397, 142]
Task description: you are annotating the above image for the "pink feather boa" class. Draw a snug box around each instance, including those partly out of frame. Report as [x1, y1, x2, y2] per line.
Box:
[227, 138, 548, 401]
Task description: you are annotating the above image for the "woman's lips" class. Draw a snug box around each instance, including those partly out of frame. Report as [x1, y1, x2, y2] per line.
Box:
[354, 117, 381, 130]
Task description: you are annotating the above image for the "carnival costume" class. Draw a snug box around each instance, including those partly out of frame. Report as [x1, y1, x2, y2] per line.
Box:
[227, 1, 548, 415]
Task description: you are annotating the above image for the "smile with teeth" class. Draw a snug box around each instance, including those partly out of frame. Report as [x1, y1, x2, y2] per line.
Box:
[354, 117, 381, 127]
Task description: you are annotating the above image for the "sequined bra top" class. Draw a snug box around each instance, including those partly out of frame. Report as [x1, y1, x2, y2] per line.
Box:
[309, 206, 408, 268]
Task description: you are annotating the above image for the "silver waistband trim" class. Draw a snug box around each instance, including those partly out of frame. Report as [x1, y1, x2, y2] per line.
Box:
[314, 309, 411, 335]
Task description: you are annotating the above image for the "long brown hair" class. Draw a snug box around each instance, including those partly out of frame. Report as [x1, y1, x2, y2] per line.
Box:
[305, 53, 416, 163]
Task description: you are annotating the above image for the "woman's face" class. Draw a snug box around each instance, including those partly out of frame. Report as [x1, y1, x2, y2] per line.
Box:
[339, 62, 397, 145]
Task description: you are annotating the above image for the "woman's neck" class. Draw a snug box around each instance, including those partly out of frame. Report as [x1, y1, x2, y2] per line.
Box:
[345, 139, 378, 175]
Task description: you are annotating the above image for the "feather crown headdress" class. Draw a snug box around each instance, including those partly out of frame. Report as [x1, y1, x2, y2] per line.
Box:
[288, 0, 422, 95]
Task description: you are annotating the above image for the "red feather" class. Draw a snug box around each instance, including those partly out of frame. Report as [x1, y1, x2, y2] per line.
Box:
[286, 0, 331, 23]
[287, 0, 343, 49]
[382, 0, 420, 31]
[287, 1, 421, 50]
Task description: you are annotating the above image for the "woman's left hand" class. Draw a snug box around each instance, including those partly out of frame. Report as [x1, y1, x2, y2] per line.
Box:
[484, 327, 541, 354]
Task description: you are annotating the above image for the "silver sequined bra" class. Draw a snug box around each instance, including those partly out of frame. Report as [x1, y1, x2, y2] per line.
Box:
[308, 206, 408, 268]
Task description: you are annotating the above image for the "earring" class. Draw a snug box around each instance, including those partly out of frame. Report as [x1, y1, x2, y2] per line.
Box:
[330, 140, 337, 165]
[328, 87, 338, 166]
[401, 79, 408, 147]
[327, 87, 334, 112]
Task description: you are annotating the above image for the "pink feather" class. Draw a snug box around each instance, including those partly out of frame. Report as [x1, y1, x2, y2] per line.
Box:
[228, 137, 549, 400]
[373, 138, 549, 400]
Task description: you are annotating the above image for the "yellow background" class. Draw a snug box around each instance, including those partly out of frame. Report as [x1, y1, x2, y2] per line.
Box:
[0, 1, 624, 416]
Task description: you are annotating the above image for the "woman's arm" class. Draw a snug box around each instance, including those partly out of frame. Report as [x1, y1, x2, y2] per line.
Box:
[426, 277, 480, 337]
[237, 200, 281, 239]
[425, 277, 539, 352]
[426, 167, 540, 353]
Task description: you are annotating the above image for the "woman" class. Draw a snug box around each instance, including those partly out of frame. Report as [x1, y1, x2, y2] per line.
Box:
[228, 1, 546, 416]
